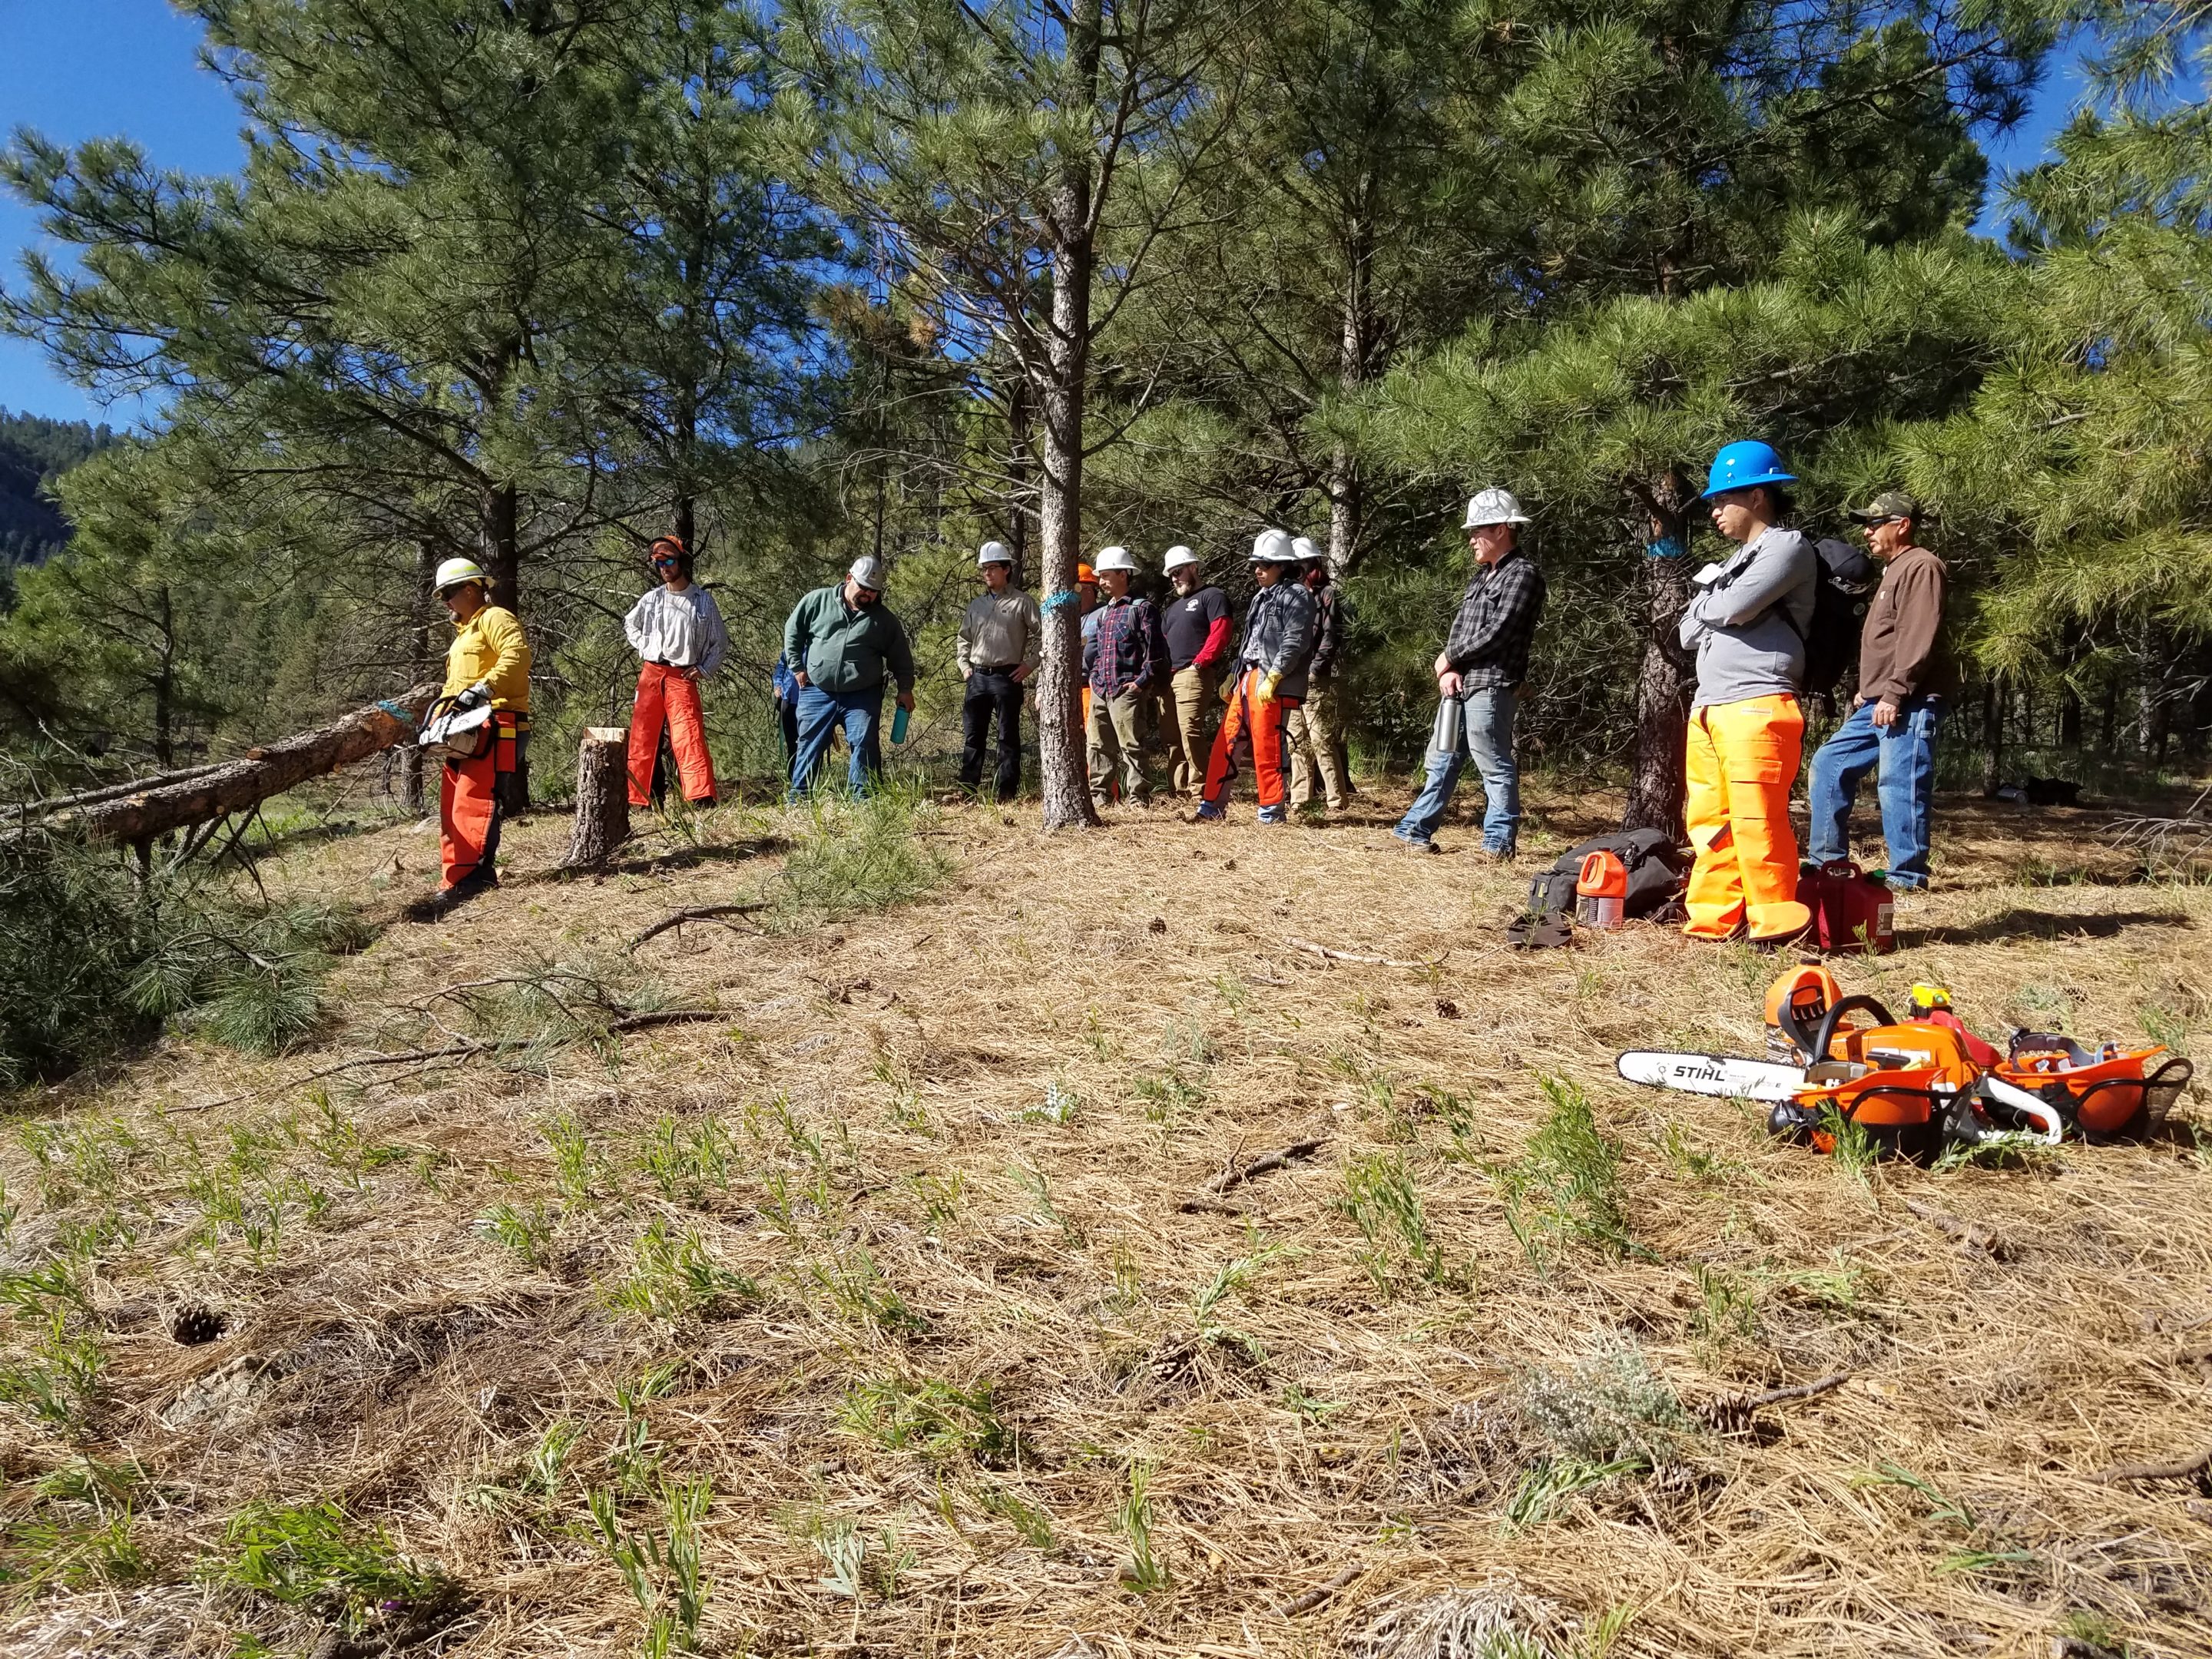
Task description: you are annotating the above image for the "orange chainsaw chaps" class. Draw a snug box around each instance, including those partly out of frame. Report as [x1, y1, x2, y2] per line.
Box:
[1997, 1033, 2192, 1139]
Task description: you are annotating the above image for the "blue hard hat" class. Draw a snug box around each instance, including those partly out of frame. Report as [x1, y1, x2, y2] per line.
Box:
[1701, 439, 1797, 499]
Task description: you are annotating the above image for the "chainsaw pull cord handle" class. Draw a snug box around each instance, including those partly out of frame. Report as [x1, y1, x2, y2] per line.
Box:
[1809, 995, 1896, 1065]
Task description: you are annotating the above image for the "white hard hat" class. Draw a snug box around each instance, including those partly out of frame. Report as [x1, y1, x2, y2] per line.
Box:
[848, 555, 889, 589]
[1464, 488, 1532, 528]
[433, 557, 487, 595]
[1094, 545, 1137, 574]
[1250, 528, 1293, 564]
[1162, 545, 1198, 573]
[977, 540, 1012, 566]
[1290, 535, 1323, 564]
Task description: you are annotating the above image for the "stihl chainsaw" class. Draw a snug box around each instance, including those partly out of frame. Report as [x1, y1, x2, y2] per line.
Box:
[1614, 965, 2193, 1157]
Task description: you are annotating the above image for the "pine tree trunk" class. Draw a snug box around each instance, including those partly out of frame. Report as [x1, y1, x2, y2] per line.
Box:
[566, 727, 631, 869]
[479, 476, 528, 802]
[1982, 681, 2003, 793]
[1327, 223, 1373, 578]
[1007, 375, 1033, 584]
[405, 541, 436, 813]
[1031, 0, 1105, 833]
[35, 684, 440, 846]
[153, 584, 177, 769]
[1621, 473, 1696, 836]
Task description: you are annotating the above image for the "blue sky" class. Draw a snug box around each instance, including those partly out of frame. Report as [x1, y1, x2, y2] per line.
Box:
[0, 0, 245, 426]
[0, 2, 2092, 428]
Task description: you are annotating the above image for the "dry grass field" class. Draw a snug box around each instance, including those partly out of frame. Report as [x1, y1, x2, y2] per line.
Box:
[2, 778, 2209, 1659]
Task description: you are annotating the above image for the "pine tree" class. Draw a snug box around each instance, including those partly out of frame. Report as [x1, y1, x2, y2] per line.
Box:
[1352, 216, 2024, 825]
[1894, 2, 2212, 752]
[777, 0, 1243, 829]
[1, 0, 641, 615]
[1343, 0, 2044, 830]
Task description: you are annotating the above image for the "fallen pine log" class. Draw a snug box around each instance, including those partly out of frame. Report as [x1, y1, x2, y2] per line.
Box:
[22, 681, 440, 849]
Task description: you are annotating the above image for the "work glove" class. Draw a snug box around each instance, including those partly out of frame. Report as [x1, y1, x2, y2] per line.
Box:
[452, 682, 491, 713]
[1255, 671, 1281, 704]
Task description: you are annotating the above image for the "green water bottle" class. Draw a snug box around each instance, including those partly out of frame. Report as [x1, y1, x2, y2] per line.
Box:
[890, 704, 910, 745]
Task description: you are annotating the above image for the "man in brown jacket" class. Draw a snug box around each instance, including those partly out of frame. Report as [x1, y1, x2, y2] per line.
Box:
[1806, 492, 1948, 889]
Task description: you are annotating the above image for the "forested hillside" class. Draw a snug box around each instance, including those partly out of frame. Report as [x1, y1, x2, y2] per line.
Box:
[0, 407, 111, 569]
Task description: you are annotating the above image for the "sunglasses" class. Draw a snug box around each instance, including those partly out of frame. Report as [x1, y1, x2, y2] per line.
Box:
[854, 586, 881, 603]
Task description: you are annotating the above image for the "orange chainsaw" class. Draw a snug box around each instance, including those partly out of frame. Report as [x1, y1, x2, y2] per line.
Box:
[1618, 966, 2108, 1157]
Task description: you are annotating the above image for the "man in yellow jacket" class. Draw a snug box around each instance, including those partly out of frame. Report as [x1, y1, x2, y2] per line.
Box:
[431, 557, 531, 907]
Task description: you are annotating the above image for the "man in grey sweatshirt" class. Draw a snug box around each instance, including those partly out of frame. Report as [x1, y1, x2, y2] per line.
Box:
[1678, 440, 1816, 945]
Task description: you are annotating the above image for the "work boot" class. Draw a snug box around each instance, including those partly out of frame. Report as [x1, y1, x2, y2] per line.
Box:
[1192, 802, 1226, 823]
[1256, 805, 1288, 826]
[432, 870, 498, 916]
[1390, 830, 1439, 854]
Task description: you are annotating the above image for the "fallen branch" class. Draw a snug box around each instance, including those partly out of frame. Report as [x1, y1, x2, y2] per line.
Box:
[629, 903, 768, 949]
[168, 1042, 488, 1113]
[1701, 1370, 1850, 1429]
[1740, 1370, 1852, 1409]
[1201, 1137, 1326, 1195]
[609, 1008, 724, 1033]
[1270, 1563, 1361, 1619]
[2090, 1446, 2212, 1484]
[1903, 1197, 2010, 1258]
[1284, 935, 1435, 970]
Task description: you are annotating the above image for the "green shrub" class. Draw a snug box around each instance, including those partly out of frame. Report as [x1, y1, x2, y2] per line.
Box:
[770, 785, 951, 929]
[0, 843, 366, 1084]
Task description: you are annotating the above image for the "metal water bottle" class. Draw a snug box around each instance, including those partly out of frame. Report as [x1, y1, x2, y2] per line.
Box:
[890, 704, 911, 745]
[1429, 693, 1463, 756]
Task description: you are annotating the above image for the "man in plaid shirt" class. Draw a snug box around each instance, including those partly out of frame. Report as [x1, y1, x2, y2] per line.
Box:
[1393, 488, 1548, 856]
[1082, 546, 1163, 807]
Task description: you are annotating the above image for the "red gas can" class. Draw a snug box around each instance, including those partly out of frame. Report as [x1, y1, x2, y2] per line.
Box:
[1803, 859, 1895, 955]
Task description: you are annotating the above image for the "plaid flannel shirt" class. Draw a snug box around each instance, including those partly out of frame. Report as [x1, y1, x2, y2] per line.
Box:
[1444, 548, 1545, 690]
[1084, 595, 1160, 694]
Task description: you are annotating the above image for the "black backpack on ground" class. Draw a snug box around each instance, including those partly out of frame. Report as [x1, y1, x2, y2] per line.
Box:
[1508, 829, 1689, 948]
[1800, 536, 1878, 702]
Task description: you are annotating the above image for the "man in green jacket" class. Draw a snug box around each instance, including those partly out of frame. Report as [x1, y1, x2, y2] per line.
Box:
[783, 555, 918, 796]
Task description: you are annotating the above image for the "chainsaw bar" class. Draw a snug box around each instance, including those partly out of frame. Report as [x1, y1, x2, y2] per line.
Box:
[1615, 1051, 1809, 1102]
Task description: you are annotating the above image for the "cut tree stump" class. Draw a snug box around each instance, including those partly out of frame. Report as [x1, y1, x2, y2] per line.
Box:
[16, 682, 439, 848]
[566, 727, 632, 869]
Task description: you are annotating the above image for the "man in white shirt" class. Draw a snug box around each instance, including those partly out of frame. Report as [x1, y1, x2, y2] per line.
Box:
[624, 535, 729, 808]
[955, 541, 1041, 801]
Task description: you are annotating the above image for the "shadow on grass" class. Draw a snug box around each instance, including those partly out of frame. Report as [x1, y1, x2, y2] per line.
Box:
[1902, 908, 2194, 947]
[611, 835, 793, 875]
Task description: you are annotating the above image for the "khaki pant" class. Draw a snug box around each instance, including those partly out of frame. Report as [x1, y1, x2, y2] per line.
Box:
[1287, 677, 1352, 810]
[1087, 687, 1151, 806]
[1160, 664, 1220, 796]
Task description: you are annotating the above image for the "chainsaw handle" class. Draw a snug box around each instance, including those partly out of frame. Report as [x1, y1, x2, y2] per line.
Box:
[1980, 1075, 2065, 1144]
[1810, 994, 1896, 1062]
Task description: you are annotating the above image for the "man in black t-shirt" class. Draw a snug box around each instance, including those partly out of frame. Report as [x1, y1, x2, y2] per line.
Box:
[1156, 545, 1233, 798]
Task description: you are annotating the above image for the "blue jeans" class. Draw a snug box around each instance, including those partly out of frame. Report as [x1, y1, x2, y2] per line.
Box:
[789, 683, 885, 797]
[1806, 694, 1940, 887]
[1396, 684, 1519, 852]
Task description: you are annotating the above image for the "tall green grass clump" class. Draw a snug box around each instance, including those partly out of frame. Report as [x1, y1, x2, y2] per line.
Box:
[205, 1499, 446, 1631]
[770, 783, 951, 931]
[1498, 1076, 1640, 1270]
